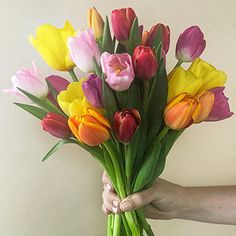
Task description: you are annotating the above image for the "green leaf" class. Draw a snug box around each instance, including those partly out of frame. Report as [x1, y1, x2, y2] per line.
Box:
[152, 26, 163, 50]
[14, 103, 47, 120]
[42, 139, 72, 162]
[128, 18, 141, 54]
[116, 42, 127, 54]
[146, 59, 168, 145]
[17, 87, 64, 116]
[133, 135, 161, 192]
[101, 16, 114, 53]
[151, 129, 184, 182]
[93, 59, 102, 78]
[46, 80, 58, 101]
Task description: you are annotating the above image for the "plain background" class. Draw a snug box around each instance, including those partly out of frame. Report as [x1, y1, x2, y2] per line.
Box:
[1, 0, 236, 235]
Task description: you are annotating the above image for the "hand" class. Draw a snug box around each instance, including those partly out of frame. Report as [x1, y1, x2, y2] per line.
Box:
[102, 172, 184, 219]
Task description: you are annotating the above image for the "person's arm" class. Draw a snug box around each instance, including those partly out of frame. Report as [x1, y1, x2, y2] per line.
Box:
[102, 172, 236, 225]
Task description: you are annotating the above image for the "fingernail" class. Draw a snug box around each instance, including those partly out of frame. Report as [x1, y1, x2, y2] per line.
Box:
[112, 207, 118, 214]
[106, 183, 111, 192]
[120, 201, 132, 211]
[113, 200, 119, 207]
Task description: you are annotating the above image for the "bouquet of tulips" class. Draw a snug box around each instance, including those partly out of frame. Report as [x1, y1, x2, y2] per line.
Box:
[4, 6, 233, 236]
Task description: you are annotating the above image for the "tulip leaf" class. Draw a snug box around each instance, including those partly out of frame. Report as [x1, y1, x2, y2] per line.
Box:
[133, 135, 161, 192]
[42, 139, 73, 162]
[101, 16, 114, 53]
[150, 129, 184, 183]
[146, 59, 168, 145]
[14, 102, 47, 120]
[128, 18, 141, 54]
[116, 42, 128, 54]
[152, 26, 163, 50]
[17, 87, 64, 116]
[93, 59, 102, 79]
[46, 80, 58, 101]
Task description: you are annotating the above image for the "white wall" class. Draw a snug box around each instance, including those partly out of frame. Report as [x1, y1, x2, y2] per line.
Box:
[1, 0, 236, 235]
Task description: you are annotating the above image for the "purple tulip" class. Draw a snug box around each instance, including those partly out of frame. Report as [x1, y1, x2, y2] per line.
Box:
[205, 87, 234, 121]
[101, 52, 135, 91]
[3, 61, 48, 102]
[41, 112, 72, 138]
[82, 74, 103, 108]
[68, 29, 101, 73]
[176, 26, 206, 62]
[46, 75, 70, 107]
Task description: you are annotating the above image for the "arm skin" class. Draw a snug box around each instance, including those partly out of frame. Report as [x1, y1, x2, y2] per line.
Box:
[102, 172, 236, 225]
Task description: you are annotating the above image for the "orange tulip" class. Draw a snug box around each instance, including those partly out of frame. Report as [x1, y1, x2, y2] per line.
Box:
[68, 108, 110, 146]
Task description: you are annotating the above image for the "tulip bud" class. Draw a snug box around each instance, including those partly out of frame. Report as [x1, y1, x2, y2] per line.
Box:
[132, 46, 158, 81]
[68, 108, 110, 146]
[176, 26, 206, 62]
[145, 24, 170, 54]
[41, 113, 72, 138]
[88, 7, 104, 40]
[82, 74, 103, 108]
[205, 87, 234, 121]
[114, 109, 141, 143]
[111, 8, 136, 44]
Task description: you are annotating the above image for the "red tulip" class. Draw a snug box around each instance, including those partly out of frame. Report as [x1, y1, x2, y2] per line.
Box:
[132, 45, 158, 81]
[111, 8, 136, 43]
[114, 109, 141, 143]
[41, 113, 72, 138]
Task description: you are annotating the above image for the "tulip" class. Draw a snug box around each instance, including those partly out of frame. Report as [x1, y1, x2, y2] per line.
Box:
[114, 109, 141, 143]
[46, 75, 70, 107]
[57, 79, 91, 117]
[82, 74, 103, 108]
[29, 21, 75, 71]
[101, 52, 135, 91]
[132, 45, 158, 81]
[68, 29, 101, 73]
[41, 113, 72, 138]
[205, 87, 234, 121]
[3, 61, 48, 102]
[176, 26, 206, 62]
[164, 94, 197, 130]
[111, 7, 136, 44]
[145, 24, 170, 54]
[88, 7, 104, 40]
[68, 108, 110, 146]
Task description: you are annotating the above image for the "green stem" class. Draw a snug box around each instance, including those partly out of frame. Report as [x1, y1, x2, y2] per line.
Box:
[136, 209, 154, 236]
[107, 214, 113, 236]
[143, 81, 150, 112]
[113, 214, 121, 236]
[174, 60, 183, 69]
[159, 126, 170, 140]
[68, 69, 78, 82]
[121, 214, 132, 236]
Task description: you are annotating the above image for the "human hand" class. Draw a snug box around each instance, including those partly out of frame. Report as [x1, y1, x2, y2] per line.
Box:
[102, 172, 184, 219]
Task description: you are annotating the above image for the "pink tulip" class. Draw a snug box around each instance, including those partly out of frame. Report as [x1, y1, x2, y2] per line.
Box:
[41, 113, 72, 138]
[111, 7, 136, 43]
[100, 52, 135, 91]
[176, 26, 206, 62]
[3, 61, 48, 102]
[46, 75, 70, 107]
[205, 87, 234, 121]
[68, 29, 101, 73]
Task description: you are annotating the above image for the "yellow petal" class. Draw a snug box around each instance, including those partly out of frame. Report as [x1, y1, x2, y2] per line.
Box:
[69, 98, 90, 117]
[168, 67, 202, 102]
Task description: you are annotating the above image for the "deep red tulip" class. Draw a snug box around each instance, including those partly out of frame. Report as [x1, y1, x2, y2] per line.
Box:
[114, 109, 141, 143]
[132, 45, 158, 81]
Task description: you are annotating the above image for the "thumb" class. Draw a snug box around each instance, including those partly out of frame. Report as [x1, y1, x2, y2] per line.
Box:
[120, 187, 155, 212]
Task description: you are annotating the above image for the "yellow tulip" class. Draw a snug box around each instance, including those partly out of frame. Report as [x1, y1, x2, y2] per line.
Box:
[88, 7, 104, 40]
[57, 79, 90, 117]
[29, 21, 75, 71]
[188, 58, 227, 93]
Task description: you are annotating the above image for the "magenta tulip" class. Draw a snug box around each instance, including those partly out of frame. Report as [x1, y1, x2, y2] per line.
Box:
[176, 26, 206, 62]
[3, 61, 48, 102]
[114, 109, 141, 143]
[111, 7, 136, 43]
[101, 52, 135, 91]
[132, 45, 158, 81]
[68, 29, 101, 73]
[41, 113, 72, 138]
[82, 74, 103, 108]
[205, 87, 234, 121]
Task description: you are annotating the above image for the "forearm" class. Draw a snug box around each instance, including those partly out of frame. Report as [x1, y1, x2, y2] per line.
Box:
[176, 186, 236, 225]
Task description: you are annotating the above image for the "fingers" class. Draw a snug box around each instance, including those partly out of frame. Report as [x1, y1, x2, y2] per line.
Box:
[120, 186, 156, 212]
[102, 171, 114, 192]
